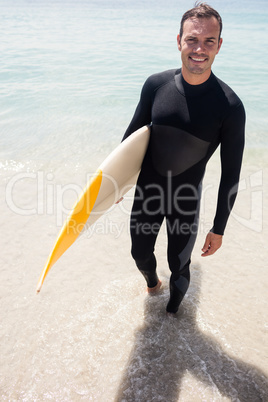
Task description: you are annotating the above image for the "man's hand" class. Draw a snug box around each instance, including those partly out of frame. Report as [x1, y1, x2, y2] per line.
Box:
[201, 232, 223, 257]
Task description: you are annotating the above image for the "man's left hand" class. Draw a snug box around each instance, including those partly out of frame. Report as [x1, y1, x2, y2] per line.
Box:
[201, 232, 223, 257]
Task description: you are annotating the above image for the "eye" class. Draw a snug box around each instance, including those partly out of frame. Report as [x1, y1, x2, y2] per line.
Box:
[187, 38, 196, 43]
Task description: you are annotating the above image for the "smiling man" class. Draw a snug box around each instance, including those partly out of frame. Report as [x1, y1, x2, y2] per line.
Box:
[178, 14, 222, 83]
[122, 2, 245, 314]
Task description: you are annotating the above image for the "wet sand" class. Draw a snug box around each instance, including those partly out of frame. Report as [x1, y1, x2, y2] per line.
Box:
[0, 149, 267, 401]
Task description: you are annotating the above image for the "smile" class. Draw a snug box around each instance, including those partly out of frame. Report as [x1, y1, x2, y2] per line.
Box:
[190, 57, 207, 62]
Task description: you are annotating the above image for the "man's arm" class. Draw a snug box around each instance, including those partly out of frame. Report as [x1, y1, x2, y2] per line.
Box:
[212, 102, 245, 235]
[122, 70, 177, 141]
[122, 76, 154, 141]
[116, 76, 155, 203]
[122, 70, 174, 141]
[202, 102, 245, 256]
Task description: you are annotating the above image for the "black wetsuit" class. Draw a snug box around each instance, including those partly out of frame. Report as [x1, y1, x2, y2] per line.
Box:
[122, 69, 245, 313]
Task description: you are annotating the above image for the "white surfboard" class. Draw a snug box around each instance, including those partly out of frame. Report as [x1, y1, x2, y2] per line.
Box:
[36, 125, 150, 293]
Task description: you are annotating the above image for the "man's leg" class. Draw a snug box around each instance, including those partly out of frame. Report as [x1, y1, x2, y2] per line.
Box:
[130, 177, 164, 290]
[165, 193, 200, 313]
[130, 211, 164, 289]
[166, 260, 191, 314]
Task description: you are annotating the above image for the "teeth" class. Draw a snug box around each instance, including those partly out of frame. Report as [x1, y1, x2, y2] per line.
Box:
[191, 57, 206, 61]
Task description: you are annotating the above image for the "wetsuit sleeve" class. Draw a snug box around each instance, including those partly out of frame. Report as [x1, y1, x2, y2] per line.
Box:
[212, 103, 245, 235]
[122, 76, 154, 141]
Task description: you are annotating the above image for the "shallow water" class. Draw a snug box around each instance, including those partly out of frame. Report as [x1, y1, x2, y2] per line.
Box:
[1, 150, 268, 401]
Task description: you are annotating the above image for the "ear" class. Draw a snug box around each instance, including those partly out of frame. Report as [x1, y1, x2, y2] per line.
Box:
[216, 37, 223, 54]
[177, 34, 182, 51]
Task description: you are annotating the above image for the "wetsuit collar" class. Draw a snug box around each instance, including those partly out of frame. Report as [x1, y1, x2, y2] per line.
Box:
[175, 69, 215, 97]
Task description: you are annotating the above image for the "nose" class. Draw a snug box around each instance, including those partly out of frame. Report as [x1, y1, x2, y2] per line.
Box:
[193, 41, 206, 53]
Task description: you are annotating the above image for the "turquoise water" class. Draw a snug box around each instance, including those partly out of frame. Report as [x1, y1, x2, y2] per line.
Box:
[0, 0, 267, 165]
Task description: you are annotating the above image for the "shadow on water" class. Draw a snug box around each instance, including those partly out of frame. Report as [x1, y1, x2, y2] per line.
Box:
[115, 265, 268, 402]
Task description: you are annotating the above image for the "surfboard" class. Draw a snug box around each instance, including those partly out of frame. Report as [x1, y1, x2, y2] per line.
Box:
[36, 125, 150, 293]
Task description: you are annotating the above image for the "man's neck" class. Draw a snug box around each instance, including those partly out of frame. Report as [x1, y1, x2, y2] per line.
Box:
[181, 67, 212, 85]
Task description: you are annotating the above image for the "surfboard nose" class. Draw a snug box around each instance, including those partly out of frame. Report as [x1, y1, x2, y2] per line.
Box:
[36, 169, 103, 293]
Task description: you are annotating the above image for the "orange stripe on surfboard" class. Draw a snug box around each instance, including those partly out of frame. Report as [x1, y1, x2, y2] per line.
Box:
[36, 169, 103, 293]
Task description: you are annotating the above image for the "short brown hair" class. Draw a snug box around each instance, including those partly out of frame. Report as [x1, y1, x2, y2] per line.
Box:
[180, 2, 222, 41]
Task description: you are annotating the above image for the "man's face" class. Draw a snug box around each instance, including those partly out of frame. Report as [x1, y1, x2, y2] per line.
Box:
[177, 17, 223, 84]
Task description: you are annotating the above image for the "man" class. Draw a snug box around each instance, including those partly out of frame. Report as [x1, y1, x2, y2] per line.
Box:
[122, 3, 245, 314]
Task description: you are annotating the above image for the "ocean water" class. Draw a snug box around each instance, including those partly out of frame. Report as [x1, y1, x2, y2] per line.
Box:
[1, 1, 268, 401]
[0, 0, 267, 167]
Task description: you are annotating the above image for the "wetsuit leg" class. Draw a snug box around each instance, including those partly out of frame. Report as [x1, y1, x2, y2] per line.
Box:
[130, 197, 164, 288]
[130, 166, 165, 288]
[165, 181, 202, 313]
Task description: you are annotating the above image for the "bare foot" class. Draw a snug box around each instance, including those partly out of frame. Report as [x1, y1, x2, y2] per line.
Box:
[147, 280, 162, 294]
[166, 311, 177, 318]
